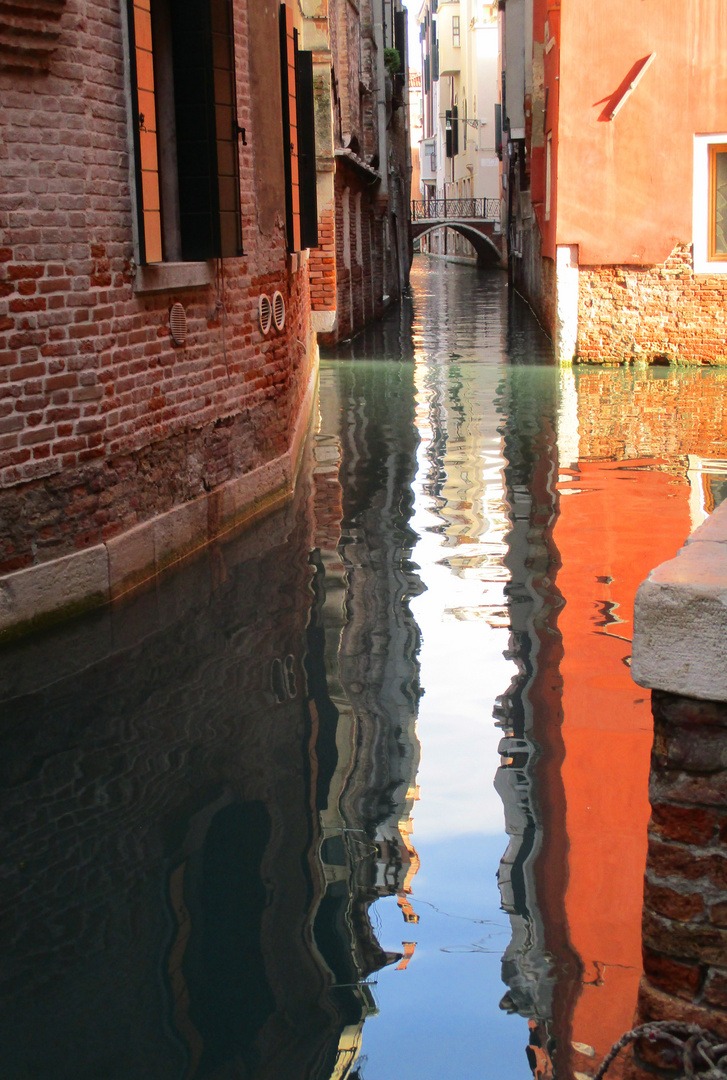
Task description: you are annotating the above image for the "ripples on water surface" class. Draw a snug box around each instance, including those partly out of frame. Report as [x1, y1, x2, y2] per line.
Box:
[1, 258, 726, 1080]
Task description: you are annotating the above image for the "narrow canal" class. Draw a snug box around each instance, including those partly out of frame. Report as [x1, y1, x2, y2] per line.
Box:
[1, 258, 726, 1080]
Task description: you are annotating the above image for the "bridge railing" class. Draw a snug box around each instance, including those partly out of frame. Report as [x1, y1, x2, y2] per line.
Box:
[411, 197, 501, 222]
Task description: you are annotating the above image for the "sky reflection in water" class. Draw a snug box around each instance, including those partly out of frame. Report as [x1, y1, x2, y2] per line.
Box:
[1, 258, 726, 1080]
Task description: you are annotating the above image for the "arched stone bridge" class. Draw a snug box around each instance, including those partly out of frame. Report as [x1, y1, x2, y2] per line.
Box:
[411, 199, 505, 267]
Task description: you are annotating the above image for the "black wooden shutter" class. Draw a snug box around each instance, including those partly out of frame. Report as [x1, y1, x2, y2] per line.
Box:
[170, 0, 241, 261]
[445, 109, 452, 158]
[171, 0, 218, 260]
[296, 47, 318, 250]
[452, 104, 459, 155]
[211, 0, 243, 257]
[394, 8, 406, 70]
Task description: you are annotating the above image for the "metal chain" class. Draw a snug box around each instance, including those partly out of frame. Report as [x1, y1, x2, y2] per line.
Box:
[593, 1021, 727, 1080]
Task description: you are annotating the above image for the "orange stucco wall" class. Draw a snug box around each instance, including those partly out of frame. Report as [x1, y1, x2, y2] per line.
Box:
[555, 0, 727, 265]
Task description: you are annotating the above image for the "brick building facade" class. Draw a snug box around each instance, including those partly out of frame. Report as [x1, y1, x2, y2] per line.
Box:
[317, 0, 412, 346]
[0, 0, 411, 639]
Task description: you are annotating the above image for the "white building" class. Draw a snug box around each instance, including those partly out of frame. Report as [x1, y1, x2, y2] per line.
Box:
[415, 0, 500, 258]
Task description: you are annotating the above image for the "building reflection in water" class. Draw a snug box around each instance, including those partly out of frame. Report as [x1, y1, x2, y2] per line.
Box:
[494, 361, 727, 1080]
[4, 263, 727, 1080]
[0, 354, 423, 1080]
[554, 365, 727, 1080]
[308, 330, 424, 1076]
[494, 365, 577, 1080]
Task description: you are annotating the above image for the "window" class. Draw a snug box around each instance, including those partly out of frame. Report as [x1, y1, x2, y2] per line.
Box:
[693, 134, 727, 273]
[709, 145, 727, 260]
[452, 15, 460, 48]
[279, 4, 318, 253]
[445, 104, 458, 158]
[126, 0, 243, 265]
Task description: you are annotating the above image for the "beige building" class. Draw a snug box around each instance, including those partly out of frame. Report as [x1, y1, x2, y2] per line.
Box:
[415, 0, 500, 260]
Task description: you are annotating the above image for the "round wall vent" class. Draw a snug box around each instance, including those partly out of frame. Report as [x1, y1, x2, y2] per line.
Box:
[272, 290, 286, 331]
[169, 302, 187, 347]
[259, 293, 272, 335]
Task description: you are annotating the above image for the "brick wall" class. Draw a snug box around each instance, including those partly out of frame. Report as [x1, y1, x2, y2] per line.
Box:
[0, 0, 315, 574]
[627, 689, 727, 1077]
[320, 166, 386, 346]
[309, 203, 337, 312]
[577, 245, 727, 366]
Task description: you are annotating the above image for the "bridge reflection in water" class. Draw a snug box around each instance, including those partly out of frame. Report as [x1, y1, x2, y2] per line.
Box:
[1, 259, 726, 1080]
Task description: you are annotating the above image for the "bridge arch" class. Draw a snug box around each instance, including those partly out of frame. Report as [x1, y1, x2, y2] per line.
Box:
[412, 221, 504, 268]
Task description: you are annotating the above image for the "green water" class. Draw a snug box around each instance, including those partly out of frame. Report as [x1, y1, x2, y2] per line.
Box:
[1, 257, 725, 1079]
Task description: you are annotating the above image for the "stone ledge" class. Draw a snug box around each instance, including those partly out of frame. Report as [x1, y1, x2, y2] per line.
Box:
[0, 544, 110, 641]
[133, 261, 215, 294]
[632, 500, 727, 701]
[0, 357, 319, 645]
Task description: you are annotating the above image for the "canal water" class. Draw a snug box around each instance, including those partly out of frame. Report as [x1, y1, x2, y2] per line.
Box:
[1, 257, 726, 1080]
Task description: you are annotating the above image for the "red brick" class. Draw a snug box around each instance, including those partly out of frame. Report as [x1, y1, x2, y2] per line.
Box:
[644, 879, 704, 922]
[643, 908, 727, 967]
[710, 902, 727, 928]
[650, 804, 719, 845]
[642, 947, 703, 1001]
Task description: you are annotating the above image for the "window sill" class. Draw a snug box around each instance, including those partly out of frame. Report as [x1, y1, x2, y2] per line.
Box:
[693, 258, 727, 275]
[133, 262, 215, 294]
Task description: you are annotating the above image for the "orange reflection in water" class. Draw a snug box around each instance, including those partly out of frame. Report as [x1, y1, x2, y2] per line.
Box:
[554, 361, 720, 1077]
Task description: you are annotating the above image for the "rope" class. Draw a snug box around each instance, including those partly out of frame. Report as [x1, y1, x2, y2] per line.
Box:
[593, 1021, 727, 1080]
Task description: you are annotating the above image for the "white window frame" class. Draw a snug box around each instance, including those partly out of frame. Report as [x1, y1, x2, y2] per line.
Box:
[693, 133, 727, 274]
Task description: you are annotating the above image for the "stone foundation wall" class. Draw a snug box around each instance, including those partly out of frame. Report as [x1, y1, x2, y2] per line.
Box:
[631, 500, 727, 1077]
[637, 691, 727, 1034]
[577, 245, 727, 366]
[511, 214, 555, 339]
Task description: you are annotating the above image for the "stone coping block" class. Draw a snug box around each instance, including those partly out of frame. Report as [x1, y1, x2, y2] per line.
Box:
[632, 500, 727, 701]
[0, 544, 110, 641]
[0, 360, 319, 645]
